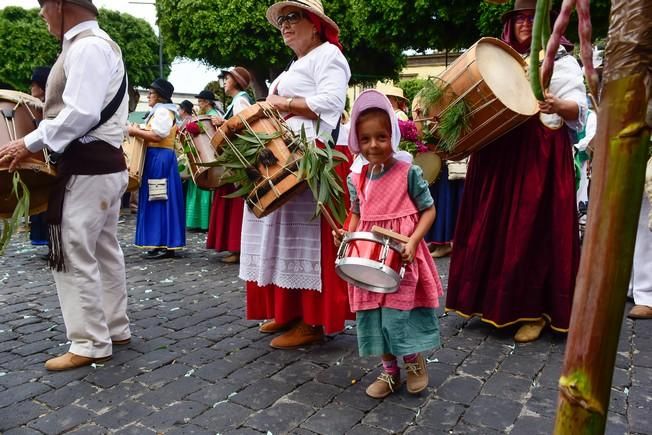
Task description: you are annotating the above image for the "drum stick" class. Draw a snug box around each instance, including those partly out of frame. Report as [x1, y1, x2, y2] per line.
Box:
[318, 203, 340, 232]
[371, 225, 410, 244]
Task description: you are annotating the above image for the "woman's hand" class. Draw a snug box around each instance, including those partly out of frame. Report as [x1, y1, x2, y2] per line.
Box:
[538, 90, 579, 121]
[333, 229, 347, 248]
[127, 124, 140, 137]
[402, 239, 418, 263]
[211, 116, 225, 126]
[266, 94, 287, 112]
[538, 92, 562, 114]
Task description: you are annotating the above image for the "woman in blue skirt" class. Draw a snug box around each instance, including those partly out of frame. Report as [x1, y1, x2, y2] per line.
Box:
[128, 79, 185, 259]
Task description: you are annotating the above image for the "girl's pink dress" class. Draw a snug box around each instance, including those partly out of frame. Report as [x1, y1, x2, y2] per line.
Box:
[349, 160, 443, 312]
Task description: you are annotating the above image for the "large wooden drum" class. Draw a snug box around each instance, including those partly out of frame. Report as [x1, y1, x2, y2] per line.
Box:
[211, 103, 307, 218]
[0, 90, 54, 218]
[122, 135, 145, 192]
[180, 115, 226, 189]
[424, 37, 538, 161]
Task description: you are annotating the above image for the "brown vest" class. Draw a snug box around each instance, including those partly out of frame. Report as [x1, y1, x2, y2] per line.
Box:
[44, 28, 125, 142]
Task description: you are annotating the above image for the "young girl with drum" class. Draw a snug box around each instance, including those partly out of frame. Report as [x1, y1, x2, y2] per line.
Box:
[334, 90, 443, 399]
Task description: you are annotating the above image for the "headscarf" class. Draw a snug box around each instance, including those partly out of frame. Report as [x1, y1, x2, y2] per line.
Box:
[501, 12, 574, 55]
[305, 11, 343, 52]
[348, 89, 413, 174]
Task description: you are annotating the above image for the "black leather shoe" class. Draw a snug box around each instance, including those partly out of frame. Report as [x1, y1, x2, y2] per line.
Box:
[149, 248, 176, 259]
[143, 249, 162, 259]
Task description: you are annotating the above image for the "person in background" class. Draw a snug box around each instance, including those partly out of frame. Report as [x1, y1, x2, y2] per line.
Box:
[445, 0, 587, 343]
[130, 78, 185, 259]
[185, 90, 218, 231]
[628, 179, 652, 319]
[206, 67, 254, 264]
[177, 99, 194, 129]
[29, 66, 51, 248]
[376, 82, 409, 121]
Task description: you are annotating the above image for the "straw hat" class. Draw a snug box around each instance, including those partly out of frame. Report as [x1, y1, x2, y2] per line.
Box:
[38, 0, 98, 16]
[501, 0, 536, 22]
[375, 82, 408, 102]
[266, 0, 339, 35]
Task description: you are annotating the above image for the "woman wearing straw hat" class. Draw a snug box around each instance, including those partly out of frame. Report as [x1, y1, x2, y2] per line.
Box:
[445, 0, 587, 342]
[240, 0, 353, 349]
[206, 67, 255, 264]
[376, 82, 409, 121]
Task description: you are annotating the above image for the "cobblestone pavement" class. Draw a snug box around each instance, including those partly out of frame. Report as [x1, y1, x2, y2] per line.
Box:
[0, 213, 650, 435]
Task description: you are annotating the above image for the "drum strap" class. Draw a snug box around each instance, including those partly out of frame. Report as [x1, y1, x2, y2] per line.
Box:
[46, 140, 126, 271]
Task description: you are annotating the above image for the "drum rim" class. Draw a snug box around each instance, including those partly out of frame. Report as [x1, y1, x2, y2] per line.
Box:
[335, 257, 400, 294]
[345, 231, 404, 252]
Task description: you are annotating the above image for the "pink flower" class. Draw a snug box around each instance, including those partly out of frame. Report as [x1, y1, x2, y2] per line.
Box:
[398, 119, 419, 142]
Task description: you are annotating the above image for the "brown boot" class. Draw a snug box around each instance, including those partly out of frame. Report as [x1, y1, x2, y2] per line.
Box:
[366, 372, 401, 399]
[220, 253, 240, 264]
[269, 321, 324, 349]
[404, 353, 429, 394]
[430, 243, 453, 258]
[628, 305, 652, 319]
[514, 318, 547, 343]
[258, 319, 296, 333]
[45, 352, 111, 371]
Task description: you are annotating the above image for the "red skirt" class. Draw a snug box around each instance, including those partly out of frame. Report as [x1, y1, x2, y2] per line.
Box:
[246, 144, 355, 334]
[445, 118, 580, 331]
[206, 185, 244, 252]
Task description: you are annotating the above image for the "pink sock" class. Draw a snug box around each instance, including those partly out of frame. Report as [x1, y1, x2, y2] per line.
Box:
[382, 358, 399, 375]
[403, 353, 418, 364]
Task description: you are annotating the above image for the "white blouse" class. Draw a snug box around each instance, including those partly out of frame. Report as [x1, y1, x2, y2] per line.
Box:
[269, 42, 351, 141]
[541, 49, 589, 133]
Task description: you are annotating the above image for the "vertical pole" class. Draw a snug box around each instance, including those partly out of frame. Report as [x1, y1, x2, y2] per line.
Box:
[553, 1, 652, 433]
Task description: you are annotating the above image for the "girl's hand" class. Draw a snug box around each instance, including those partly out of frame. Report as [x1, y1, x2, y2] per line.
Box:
[333, 229, 347, 248]
[402, 239, 418, 263]
[211, 116, 225, 126]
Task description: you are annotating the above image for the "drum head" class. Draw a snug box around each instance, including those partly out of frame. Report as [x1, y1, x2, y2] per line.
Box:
[476, 38, 538, 116]
[413, 152, 442, 185]
[336, 259, 400, 293]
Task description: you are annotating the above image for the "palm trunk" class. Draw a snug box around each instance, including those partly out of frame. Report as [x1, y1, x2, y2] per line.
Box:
[553, 0, 652, 433]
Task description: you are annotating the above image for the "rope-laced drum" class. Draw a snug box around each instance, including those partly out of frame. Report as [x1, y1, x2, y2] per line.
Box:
[122, 135, 145, 192]
[178, 115, 227, 189]
[416, 37, 539, 161]
[211, 102, 307, 218]
[0, 90, 54, 218]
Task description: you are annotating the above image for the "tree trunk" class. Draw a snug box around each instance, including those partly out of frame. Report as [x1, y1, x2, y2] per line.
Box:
[247, 66, 270, 101]
[553, 0, 652, 433]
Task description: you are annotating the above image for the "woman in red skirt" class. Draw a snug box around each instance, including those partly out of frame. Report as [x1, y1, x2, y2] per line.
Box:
[240, 0, 354, 349]
[206, 67, 255, 263]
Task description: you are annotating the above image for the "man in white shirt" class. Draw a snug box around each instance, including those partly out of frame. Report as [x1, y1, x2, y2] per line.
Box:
[0, 0, 131, 371]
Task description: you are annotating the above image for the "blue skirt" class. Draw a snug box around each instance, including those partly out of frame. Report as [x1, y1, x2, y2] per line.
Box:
[135, 148, 185, 249]
[425, 165, 465, 244]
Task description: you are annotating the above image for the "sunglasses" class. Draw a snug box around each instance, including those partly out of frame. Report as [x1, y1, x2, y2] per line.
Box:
[515, 14, 534, 24]
[276, 11, 304, 27]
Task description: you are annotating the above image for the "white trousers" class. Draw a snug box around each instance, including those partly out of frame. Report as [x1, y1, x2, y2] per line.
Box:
[52, 171, 130, 358]
[628, 193, 652, 306]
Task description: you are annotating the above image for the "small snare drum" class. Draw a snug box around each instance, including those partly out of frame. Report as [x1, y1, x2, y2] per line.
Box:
[335, 230, 407, 294]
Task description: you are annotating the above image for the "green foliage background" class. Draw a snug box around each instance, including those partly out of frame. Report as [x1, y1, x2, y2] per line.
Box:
[0, 6, 163, 92]
[1, 1, 612, 96]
